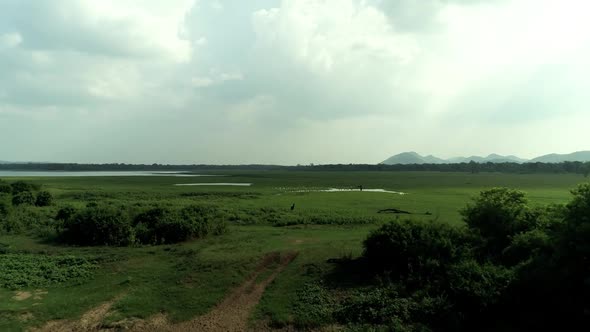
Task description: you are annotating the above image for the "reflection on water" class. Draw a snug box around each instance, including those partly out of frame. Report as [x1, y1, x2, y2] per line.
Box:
[0, 171, 220, 177]
[174, 183, 252, 186]
[287, 188, 407, 195]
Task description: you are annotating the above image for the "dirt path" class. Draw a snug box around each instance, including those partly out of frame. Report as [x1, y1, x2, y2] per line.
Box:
[29, 252, 297, 332]
[31, 295, 122, 332]
[132, 251, 299, 332]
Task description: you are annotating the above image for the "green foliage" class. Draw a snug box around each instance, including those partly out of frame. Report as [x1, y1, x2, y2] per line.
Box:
[132, 205, 228, 245]
[0, 181, 12, 194]
[12, 191, 35, 206]
[56, 205, 77, 222]
[0, 195, 11, 218]
[61, 206, 135, 246]
[35, 190, 54, 207]
[0, 254, 96, 289]
[502, 229, 552, 265]
[363, 219, 468, 287]
[292, 283, 335, 328]
[10, 181, 39, 195]
[447, 260, 514, 313]
[461, 188, 533, 259]
[335, 286, 443, 331]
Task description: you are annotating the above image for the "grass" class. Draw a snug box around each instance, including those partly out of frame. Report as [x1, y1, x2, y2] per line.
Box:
[0, 171, 587, 330]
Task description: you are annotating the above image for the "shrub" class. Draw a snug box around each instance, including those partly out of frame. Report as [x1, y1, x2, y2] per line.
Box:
[132, 205, 228, 245]
[35, 191, 53, 207]
[363, 219, 468, 287]
[10, 181, 39, 195]
[61, 206, 134, 246]
[12, 191, 35, 206]
[0, 254, 96, 289]
[335, 286, 446, 331]
[0, 181, 11, 194]
[461, 188, 533, 259]
[133, 207, 178, 244]
[293, 283, 335, 328]
[0, 206, 51, 235]
[179, 205, 228, 237]
[0, 195, 11, 219]
[501, 229, 552, 265]
[55, 206, 77, 222]
[446, 260, 514, 316]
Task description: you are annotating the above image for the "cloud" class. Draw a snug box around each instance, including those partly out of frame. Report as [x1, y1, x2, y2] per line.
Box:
[1, 0, 590, 164]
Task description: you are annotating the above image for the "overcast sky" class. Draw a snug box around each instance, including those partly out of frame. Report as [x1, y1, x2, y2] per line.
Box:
[1, 0, 589, 164]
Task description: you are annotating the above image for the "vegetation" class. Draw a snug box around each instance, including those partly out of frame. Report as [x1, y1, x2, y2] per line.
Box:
[2, 160, 590, 176]
[0, 172, 588, 331]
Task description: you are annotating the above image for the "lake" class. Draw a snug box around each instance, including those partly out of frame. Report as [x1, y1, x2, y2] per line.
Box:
[0, 171, 219, 177]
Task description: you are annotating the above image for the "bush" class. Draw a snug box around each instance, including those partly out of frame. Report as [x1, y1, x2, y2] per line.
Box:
[501, 229, 552, 265]
[12, 191, 35, 206]
[461, 188, 534, 259]
[363, 219, 468, 287]
[293, 283, 335, 328]
[10, 181, 39, 195]
[446, 260, 514, 319]
[0, 181, 11, 194]
[61, 206, 134, 246]
[35, 191, 53, 207]
[0, 195, 11, 219]
[0, 206, 53, 235]
[335, 286, 445, 331]
[56, 206, 77, 222]
[0, 254, 96, 289]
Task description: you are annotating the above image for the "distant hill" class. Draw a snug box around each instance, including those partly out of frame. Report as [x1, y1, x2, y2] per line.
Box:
[529, 151, 590, 163]
[381, 151, 590, 165]
[381, 152, 445, 165]
[381, 152, 528, 165]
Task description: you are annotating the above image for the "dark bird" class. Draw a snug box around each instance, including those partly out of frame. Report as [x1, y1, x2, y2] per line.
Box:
[291, 203, 295, 211]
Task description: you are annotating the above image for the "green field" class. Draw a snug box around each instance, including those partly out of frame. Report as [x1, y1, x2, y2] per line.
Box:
[0, 171, 586, 331]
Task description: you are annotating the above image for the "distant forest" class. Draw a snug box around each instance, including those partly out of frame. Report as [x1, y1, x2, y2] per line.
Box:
[1, 161, 590, 176]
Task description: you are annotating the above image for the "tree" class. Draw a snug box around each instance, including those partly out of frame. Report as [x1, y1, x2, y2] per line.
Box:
[469, 160, 479, 174]
[461, 188, 532, 260]
[35, 191, 53, 207]
[10, 181, 37, 195]
[0, 181, 11, 194]
[12, 191, 35, 206]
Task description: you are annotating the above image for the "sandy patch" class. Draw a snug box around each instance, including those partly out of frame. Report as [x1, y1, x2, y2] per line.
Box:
[13, 291, 32, 301]
[30, 295, 122, 332]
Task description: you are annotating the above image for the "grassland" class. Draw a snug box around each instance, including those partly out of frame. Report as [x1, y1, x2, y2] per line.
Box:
[0, 171, 586, 331]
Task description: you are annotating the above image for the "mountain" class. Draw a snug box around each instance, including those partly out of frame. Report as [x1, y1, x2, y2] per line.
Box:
[382, 151, 590, 165]
[381, 152, 526, 165]
[529, 151, 590, 163]
[381, 152, 435, 165]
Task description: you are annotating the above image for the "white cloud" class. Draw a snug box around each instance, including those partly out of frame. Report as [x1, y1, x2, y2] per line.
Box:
[0, 32, 22, 49]
[1, 0, 590, 163]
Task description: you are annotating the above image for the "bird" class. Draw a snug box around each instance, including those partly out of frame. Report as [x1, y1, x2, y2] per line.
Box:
[291, 203, 295, 211]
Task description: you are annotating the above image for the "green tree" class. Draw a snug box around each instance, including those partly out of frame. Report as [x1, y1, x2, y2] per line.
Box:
[0, 181, 11, 194]
[61, 206, 134, 246]
[12, 191, 35, 206]
[10, 181, 37, 195]
[35, 191, 53, 207]
[363, 219, 468, 287]
[461, 188, 532, 260]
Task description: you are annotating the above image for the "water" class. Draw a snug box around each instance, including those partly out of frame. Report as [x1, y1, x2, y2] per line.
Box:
[0, 171, 220, 177]
[288, 188, 406, 195]
[174, 183, 252, 186]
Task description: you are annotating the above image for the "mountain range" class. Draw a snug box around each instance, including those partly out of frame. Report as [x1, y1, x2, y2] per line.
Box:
[381, 151, 590, 165]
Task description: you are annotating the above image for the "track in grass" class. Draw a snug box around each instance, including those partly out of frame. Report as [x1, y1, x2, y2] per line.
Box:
[130, 251, 299, 332]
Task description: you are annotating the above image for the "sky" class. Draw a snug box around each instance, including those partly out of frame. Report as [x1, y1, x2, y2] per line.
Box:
[1, 0, 589, 165]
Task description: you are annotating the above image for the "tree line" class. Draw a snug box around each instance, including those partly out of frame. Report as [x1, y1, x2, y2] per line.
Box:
[1, 161, 590, 175]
